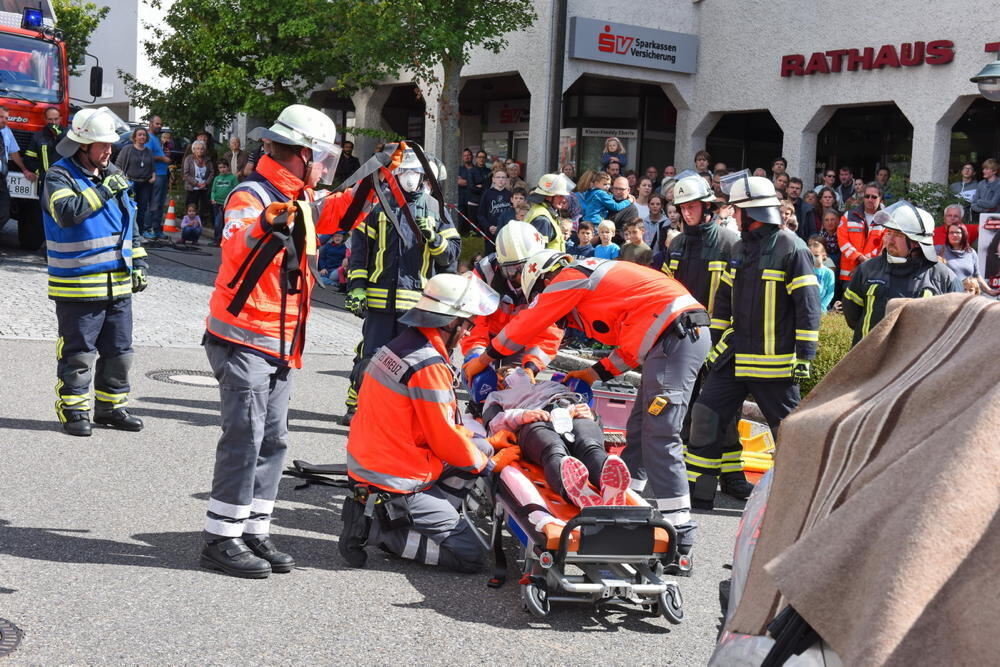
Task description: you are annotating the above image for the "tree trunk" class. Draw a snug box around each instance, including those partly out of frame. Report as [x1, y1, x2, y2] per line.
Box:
[437, 53, 462, 208]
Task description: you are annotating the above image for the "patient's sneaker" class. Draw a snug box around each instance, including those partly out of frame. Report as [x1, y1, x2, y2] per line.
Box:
[560, 457, 602, 508]
[599, 455, 631, 505]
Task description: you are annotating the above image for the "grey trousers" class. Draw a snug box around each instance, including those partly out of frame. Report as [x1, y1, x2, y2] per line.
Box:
[203, 339, 292, 539]
[368, 471, 486, 573]
[621, 326, 710, 548]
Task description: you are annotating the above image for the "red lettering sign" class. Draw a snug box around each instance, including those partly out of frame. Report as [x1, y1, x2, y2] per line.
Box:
[598, 24, 633, 55]
[780, 41, 955, 77]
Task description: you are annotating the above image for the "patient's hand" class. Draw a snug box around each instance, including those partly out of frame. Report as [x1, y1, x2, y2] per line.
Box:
[570, 404, 594, 420]
[521, 410, 551, 424]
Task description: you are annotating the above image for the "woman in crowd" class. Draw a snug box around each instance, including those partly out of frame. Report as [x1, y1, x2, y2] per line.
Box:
[561, 163, 576, 181]
[183, 139, 215, 223]
[803, 190, 819, 210]
[644, 192, 669, 249]
[817, 187, 840, 219]
[115, 127, 156, 237]
[938, 212, 998, 296]
[600, 136, 627, 171]
[634, 177, 654, 220]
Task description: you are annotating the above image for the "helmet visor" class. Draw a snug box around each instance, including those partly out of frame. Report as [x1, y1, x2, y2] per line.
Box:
[308, 139, 342, 186]
[501, 261, 525, 284]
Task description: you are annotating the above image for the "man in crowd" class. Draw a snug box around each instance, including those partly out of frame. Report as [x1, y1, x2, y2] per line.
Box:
[687, 175, 820, 510]
[222, 137, 248, 183]
[645, 165, 659, 184]
[145, 115, 173, 238]
[608, 175, 639, 229]
[457, 148, 473, 224]
[25, 106, 64, 183]
[334, 140, 361, 184]
[837, 182, 885, 283]
[464, 150, 491, 231]
[875, 166, 896, 204]
[813, 168, 843, 207]
[836, 165, 855, 204]
[505, 161, 528, 192]
[606, 160, 621, 179]
[843, 201, 962, 345]
[771, 157, 787, 179]
[41, 107, 148, 437]
[0, 105, 37, 230]
[787, 177, 816, 240]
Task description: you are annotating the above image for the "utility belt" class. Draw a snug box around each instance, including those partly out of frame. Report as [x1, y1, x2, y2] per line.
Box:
[353, 484, 413, 531]
[667, 308, 711, 344]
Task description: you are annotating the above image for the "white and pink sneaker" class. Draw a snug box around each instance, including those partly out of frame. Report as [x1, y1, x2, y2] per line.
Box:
[560, 457, 603, 508]
[600, 455, 632, 506]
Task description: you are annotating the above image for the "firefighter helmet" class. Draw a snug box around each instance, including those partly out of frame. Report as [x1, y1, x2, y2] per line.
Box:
[727, 174, 782, 225]
[520, 249, 573, 301]
[496, 221, 546, 267]
[874, 200, 937, 262]
[672, 175, 718, 205]
[57, 107, 128, 157]
[531, 173, 572, 197]
[249, 104, 341, 185]
[399, 273, 500, 328]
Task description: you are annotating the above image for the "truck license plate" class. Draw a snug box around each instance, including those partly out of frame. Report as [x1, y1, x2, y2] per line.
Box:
[7, 171, 38, 200]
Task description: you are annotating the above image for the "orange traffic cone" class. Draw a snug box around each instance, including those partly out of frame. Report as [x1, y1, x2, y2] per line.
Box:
[163, 200, 179, 232]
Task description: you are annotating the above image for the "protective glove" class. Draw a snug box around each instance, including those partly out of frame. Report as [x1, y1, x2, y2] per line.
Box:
[792, 358, 811, 381]
[487, 446, 520, 474]
[389, 141, 408, 171]
[462, 354, 491, 383]
[416, 216, 437, 242]
[562, 367, 599, 386]
[346, 288, 367, 319]
[101, 173, 129, 196]
[488, 430, 517, 450]
[131, 267, 148, 293]
[263, 201, 297, 232]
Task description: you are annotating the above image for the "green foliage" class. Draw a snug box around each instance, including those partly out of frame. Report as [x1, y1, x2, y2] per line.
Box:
[906, 181, 965, 224]
[800, 313, 854, 396]
[52, 0, 110, 77]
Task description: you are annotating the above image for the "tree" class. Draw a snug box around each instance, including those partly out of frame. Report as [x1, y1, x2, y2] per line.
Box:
[122, 0, 374, 137]
[52, 0, 110, 77]
[336, 0, 537, 204]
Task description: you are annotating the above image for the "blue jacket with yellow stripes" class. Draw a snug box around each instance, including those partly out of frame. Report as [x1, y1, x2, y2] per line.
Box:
[708, 224, 821, 380]
[347, 189, 460, 312]
[42, 156, 145, 302]
[662, 220, 739, 317]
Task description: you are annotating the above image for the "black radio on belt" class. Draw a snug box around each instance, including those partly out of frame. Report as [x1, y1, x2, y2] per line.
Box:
[674, 309, 711, 342]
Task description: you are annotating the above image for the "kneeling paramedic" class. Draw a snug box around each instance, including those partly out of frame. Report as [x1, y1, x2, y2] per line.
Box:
[341, 273, 520, 572]
[200, 104, 387, 579]
[464, 252, 710, 559]
[42, 107, 148, 437]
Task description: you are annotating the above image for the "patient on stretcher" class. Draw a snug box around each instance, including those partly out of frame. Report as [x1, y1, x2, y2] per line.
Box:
[481, 367, 631, 507]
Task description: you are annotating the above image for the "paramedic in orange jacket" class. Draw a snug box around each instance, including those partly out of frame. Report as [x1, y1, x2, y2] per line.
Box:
[199, 105, 397, 579]
[464, 252, 711, 558]
[340, 273, 519, 572]
[836, 182, 885, 282]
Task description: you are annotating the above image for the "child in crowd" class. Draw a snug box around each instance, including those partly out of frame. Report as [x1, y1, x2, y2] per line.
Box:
[808, 238, 836, 311]
[560, 218, 576, 255]
[210, 160, 239, 246]
[337, 256, 349, 291]
[594, 219, 620, 259]
[714, 199, 737, 230]
[573, 221, 595, 258]
[619, 218, 652, 266]
[666, 202, 681, 230]
[318, 231, 348, 288]
[178, 202, 202, 245]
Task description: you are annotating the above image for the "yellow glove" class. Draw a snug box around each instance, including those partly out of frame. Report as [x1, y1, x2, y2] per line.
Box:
[488, 430, 517, 450]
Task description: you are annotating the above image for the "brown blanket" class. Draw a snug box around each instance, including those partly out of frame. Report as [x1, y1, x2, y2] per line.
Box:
[728, 294, 1000, 666]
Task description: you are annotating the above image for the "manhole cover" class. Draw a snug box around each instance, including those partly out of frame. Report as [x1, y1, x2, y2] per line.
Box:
[146, 369, 218, 388]
[0, 618, 23, 657]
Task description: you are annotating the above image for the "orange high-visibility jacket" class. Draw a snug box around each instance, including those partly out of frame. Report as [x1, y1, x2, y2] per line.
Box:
[205, 155, 355, 368]
[486, 258, 703, 380]
[347, 327, 491, 493]
[837, 207, 884, 282]
[462, 254, 563, 370]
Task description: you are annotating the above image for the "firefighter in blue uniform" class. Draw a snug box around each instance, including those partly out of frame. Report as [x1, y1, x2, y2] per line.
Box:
[42, 107, 148, 437]
[341, 149, 461, 424]
[686, 175, 821, 509]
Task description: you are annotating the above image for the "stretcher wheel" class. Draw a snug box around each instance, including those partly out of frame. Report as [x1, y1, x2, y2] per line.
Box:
[659, 584, 684, 625]
[521, 582, 550, 617]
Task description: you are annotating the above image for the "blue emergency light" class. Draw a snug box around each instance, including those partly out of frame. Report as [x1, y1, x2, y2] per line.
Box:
[21, 8, 44, 30]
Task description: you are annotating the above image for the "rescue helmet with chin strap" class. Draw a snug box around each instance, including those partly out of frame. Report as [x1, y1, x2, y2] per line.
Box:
[531, 173, 572, 197]
[672, 175, 719, 205]
[520, 249, 573, 302]
[248, 104, 341, 185]
[56, 107, 128, 157]
[727, 173, 782, 225]
[874, 200, 937, 262]
[496, 221, 546, 282]
[398, 272, 500, 328]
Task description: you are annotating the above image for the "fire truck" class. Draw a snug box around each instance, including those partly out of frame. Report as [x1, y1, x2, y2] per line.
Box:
[0, 1, 102, 250]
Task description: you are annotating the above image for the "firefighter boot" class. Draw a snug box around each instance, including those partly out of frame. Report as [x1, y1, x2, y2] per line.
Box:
[243, 534, 295, 573]
[94, 402, 144, 432]
[338, 495, 371, 568]
[720, 472, 755, 501]
[339, 407, 356, 427]
[690, 475, 718, 511]
[200, 537, 271, 579]
[61, 410, 93, 437]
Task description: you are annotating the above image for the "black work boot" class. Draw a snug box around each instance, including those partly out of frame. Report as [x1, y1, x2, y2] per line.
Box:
[94, 407, 144, 432]
[61, 410, 92, 437]
[338, 495, 371, 568]
[243, 534, 295, 573]
[338, 407, 356, 427]
[720, 472, 755, 501]
[690, 475, 718, 510]
[200, 537, 271, 579]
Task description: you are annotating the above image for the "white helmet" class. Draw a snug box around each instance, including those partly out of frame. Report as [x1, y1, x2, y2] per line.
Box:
[496, 221, 546, 282]
[728, 174, 782, 225]
[56, 107, 128, 157]
[399, 273, 500, 328]
[520, 249, 573, 301]
[249, 104, 341, 185]
[673, 175, 718, 205]
[531, 173, 572, 197]
[395, 148, 424, 172]
[874, 200, 937, 262]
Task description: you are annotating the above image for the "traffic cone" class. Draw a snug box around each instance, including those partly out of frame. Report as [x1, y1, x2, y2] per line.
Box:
[163, 200, 179, 232]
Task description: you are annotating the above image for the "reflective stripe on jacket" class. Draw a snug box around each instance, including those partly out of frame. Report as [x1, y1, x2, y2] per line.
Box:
[487, 258, 702, 379]
[205, 155, 352, 368]
[347, 327, 490, 493]
[525, 202, 565, 252]
[42, 156, 143, 301]
[707, 226, 821, 380]
[662, 222, 739, 316]
[836, 207, 884, 282]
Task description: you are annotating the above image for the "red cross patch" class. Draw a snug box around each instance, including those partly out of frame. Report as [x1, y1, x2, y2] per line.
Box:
[584, 258, 599, 267]
[528, 262, 538, 273]
[533, 232, 542, 243]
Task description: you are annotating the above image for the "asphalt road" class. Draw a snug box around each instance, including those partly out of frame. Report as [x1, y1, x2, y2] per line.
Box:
[0, 228, 743, 665]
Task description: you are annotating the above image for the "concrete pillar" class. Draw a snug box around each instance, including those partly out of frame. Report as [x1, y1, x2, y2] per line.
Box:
[658, 83, 692, 169]
[771, 106, 835, 190]
[675, 109, 720, 172]
[526, 75, 553, 182]
[898, 96, 975, 184]
[349, 86, 392, 158]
